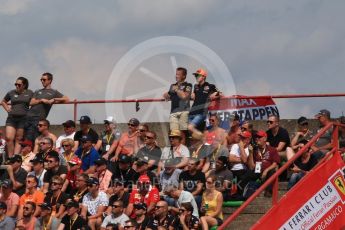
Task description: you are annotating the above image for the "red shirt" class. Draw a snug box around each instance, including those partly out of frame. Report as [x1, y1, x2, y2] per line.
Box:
[253, 145, 280, 171]
[66, 169, 83, 190]
[129, 186, 160, 206]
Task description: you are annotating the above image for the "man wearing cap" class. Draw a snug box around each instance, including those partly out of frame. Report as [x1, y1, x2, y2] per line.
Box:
[159, 158, 182, 196]
[160, 130, 190, 171]
[0, 154, 27, 196]
[81, 177, 109, 230]
[163, 67, 192, 144]
[42, 151, 68, 193]
[28, 155, 46, 189]
[0, 201, 15, 230]
[96, 116, 122, 157]
[93, 158, 113, 192]
[56, 120, 76, 153]
[113, 118, 141, 161]
[19, 139, 35, 172]
[33, 119, 57, 154]
[35, 202, 61, 229]
[126, 174, 160, 217]
[311, 109, 333, 159]
[58, 201, 87, 230]
[133, 202, 149, 230]
[25, 72, 69, 143]
[74, 115, 99, 150]
[188, 68, 221, 137]
[266, 115, 291, 158]
[0, 179, 19, 218]
[110, 154, 137, 192]
[75, 135, 100, 174]
[243, 130, 280, 197]
[101, 200, 129, 229]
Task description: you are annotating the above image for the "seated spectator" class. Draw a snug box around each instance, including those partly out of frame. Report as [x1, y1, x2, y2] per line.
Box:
[204, 113, 226, 146]
[201, 136, 229, 174]
[146, 200, 178, 230]
[60, 138, 76, 166]
[75, 135, 100, 174]
[0, 179, 19, 218]
[164, 185, 199, 217]
[135, 131, 162, 171]
[160, 158, 182, 205]
[106, 179, 130, 215]
[138, 124, 149, 148]
[0, 154, 27, 196]
[133, 157, 159, 188]
[223, 124, 241, 150]
[62, 156, 83, 193]
[18, 175, 44, 219]
[33, 119, 57, 154]
[74, 115, 99, 150]
[178, 202, 200, 230]
[160, 130, 190, 170]
[16, 201, 37, 230]
[133, 203, 149, 230]
[266, 115, 291, 158]
[35, 202, 61, 229]
[123, 220, 137, 230]
[179, 158, 205, 208]
[55, 120, 76, 153]
[200, 175, 223, 230]
[101, 200, 129, 229]
[288, 141, 318, 190]
[110, 154, 137, 192]
[242, 130, 280, 197]
[105, 223, 119, 230]
[70, 173, 89, 204]
[126, 175, 160, 217]
[208, 156, 233, 200]
[0, 201, 15, 230]
[28, 155, 46, 189]
[19, 140, 35, 172]
[311, 109, 333, 159]
[44, 176, 69, 218]
[42, 151, 67, 193]
[36, 137, 56, 161]
[96, 116, 121, 157]
[241, 120, 257, 147]
[57, 201, 87, 230]
[93, 158, 113, 192]
[81, 177, 109, 230]
[113, 118, 140, 161]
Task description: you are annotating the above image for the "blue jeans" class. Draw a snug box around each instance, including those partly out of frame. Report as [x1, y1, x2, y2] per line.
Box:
[164, 196, 176, 207]
[288, 172, 305, 190]
[188, 114, 206, 127]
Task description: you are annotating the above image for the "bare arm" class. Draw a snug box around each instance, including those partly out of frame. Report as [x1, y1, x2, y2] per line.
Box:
[176, 157, 188, 169]
[88, 205, 107, 220]
[57, 223, 65, 230]
[276, 142, 287, 152]
[238, 142, 248, 164]
[192, 182, 204, 196]
[1, 99, 11, 112]
[94, 140, 102, 151]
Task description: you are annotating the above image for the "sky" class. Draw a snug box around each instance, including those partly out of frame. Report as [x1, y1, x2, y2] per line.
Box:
[1, 0, 345, 124]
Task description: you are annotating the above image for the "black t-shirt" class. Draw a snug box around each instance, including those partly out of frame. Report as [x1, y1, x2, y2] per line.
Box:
[61, 215, 87, 230]
[27, 88, 64, 118]
[44, 191, 69, 211]
[266, 127, 291, 151]
[0, 167, 28, 196]
[146, 214, 178, 229]
[177, 215, 200, 230]
[294, 154, 318, 171]
[43, 165, 68, 184]
[179, 171, 206, 194]
[70, 188, 88, 204]
[137, 216, 150, 230]
[74, 129, 99, 146]
[3, 89, 33, 117]
[109, 192, 130, 207]
[189, 82, 218, 116]
[168, 82, 192, 113]
[135, 146, 162, 170]
[110, 164, 137, 192]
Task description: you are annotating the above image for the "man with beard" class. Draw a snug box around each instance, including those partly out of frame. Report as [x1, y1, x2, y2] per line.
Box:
[17, 201, 37, 229]
[146, 200, 178, 230]
[44, 176, 69, 218]
[35, 202, 61, 229]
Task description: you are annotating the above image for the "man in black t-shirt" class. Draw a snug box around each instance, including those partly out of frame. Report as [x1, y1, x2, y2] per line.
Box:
[44, 176, 69, 218]
[146, 200, 178, 230]
[110, 154, 137, 192]
[266, 115, 291, 158]
[42, 151, 68, 193]
[58, 201, 87, 229]
[188, 68, 221, 136]
[74, 115, 99, 150]
[163, 67, 192, 143]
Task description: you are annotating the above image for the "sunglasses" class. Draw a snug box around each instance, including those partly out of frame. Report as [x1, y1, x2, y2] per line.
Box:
[14, 83, 22, 87]
[39, 142, 49, 145]
[139, 129, 147, 132]
[62, 145, 70, 147]
[23, 207, 31, 211]
[195, 74, 203, 78]
[46, 160, 54, 163]
[155, 205, 164, 209]
[209, 119, 215, 122]
[145, 136, 154, 139]
[124, 226, 134, 229]
[26, 180, 35, 184]
[88, 184, 96, 187]
[112, 205, 121, 208]
[52, 182, 61, 186]
[127, 123, 136, 127]
[206, 181, 213, 184]
[40, 78, 48, 82]
[267, 121, 275, 124]
[37, 124, 46, 127]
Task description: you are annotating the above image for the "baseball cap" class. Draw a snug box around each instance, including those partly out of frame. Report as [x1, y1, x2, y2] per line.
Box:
[104, 116, 115, 124]
[0, 202, 7, 210]
[68, 156, 82, 166]
[255, 130, 267, 138]
[39, 202, 52, 210]
[79, 115, 92, 124]
[134, 202, 147, 210]
[297, 116, 308, 125]
[94, 158, 107, 166]
[80, 135, 93, 142]
[136, 156, 149, 167]
[30, 155, 44, 164]
[193, 68, 207, 77]
[169, 130, 181, 137]
[66, 201, 79, 209]
[0, 179, 13, 188]
[20, 139, 33, 148]
[87, 177, 99, 185]
[315, 109, 331, 118]
[128, 118, 140, 126]
[118, 154, 132, 164]
[240, 131, 252, 138]
[62, 120, 76, 127]
[138, 175, 150, 184]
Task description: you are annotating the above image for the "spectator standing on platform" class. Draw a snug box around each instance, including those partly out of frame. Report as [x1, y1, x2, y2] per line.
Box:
[25, 72, 69, 142]
[1, 77, 33, 156]
[163, 67, 192, 144]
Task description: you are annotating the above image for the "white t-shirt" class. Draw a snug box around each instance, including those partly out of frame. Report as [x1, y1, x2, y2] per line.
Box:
[101, 213, 129, 228]
[230, 144, 249, 171]
[178, 191, 199, 217]
[56, 132, 76, 153]
[161, 144, 190, 160]
[82, 191, 109, 215]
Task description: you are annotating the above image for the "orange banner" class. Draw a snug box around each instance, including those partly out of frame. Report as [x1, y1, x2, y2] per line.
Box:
[252, 152, 345, 230]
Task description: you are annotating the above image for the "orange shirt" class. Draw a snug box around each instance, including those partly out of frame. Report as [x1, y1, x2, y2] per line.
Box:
[118, 131, 139, 155]
[19, 190, 45, 205]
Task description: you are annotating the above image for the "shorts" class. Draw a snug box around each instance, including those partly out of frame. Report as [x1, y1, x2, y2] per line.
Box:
[6, 115, 26, 129]
[188, 114, 206, 127]
[169, 111, 189, 130]
[215, 217, 223, 226]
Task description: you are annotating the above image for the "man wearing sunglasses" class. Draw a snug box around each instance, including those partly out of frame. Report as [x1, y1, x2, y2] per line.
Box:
[43, 176, 69, 218]
[101, 200, 129, 230]
[266, 115, 290, 159]
[58, 201, 87, 230]
[25, 72, 69, 142]
[33, 119, 57, 154]
[74, 115, 99, 151]
[75, 135, 100, 174]
[146, 200, 178, 230]
[42, 151, 67, 193]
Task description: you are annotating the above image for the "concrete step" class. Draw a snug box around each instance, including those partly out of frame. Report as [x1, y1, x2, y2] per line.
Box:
[226, 214, 264, 230]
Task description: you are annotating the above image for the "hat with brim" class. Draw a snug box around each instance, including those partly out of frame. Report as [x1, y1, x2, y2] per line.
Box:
[169, 130, 181, 137]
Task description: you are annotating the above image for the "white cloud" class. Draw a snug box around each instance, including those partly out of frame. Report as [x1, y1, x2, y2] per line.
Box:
[0, 0, 36, 15]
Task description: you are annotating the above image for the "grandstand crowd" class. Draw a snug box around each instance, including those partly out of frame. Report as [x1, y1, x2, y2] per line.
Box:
[0, 69, 345, 230]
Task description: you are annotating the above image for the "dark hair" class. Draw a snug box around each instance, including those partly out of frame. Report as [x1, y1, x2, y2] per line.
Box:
[105, 224, 119, 230]
[42, 72, 53, 81]
[17, 77, 29, 89]
[124, 220, 137, 228]
[25, 201, 36, 212]
[146, 131, 157, 139]
[217, 156, 228, 166]
[139, 124, 149, 131]
[181, 202, 193, 212]
[176, 67, 187, 76]
[46, 151, 60, 162]
[78, 173, 89, 181]
[26, 175, 39, 187]
[113, 200, 124, 208]
[268, 115, 280, 122]
[39, 119, 50, 128]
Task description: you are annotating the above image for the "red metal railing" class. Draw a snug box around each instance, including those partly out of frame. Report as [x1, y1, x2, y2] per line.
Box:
[60, 93, 345, 122]
[218, 122, 345, 229]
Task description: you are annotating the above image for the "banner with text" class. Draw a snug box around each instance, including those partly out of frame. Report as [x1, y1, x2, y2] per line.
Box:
[252, 152, 345, 230]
